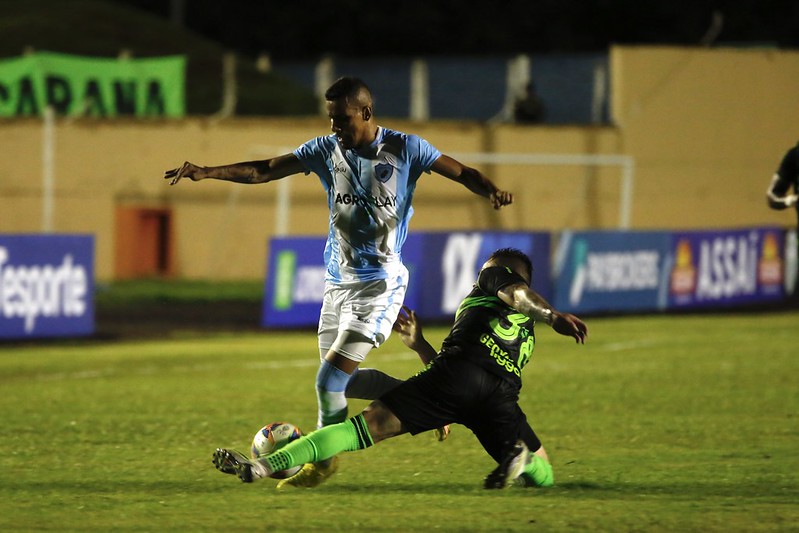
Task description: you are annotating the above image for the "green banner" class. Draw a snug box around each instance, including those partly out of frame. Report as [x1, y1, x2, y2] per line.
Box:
[0, 52, 185, 118]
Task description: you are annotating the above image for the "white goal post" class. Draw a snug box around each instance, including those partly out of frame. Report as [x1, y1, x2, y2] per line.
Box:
[448, 152, 635, 230]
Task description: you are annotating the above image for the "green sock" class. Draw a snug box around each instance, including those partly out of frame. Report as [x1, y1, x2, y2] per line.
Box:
[262, 414, 374, 473]
[521, 455, 554, 487]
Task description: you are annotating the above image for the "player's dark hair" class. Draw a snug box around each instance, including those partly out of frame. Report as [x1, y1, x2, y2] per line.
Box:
[488, 248, 533, 280]
[325, 77, 371, 102]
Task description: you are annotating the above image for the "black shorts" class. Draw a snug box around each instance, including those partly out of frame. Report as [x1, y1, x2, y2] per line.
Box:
[380, 356, 541, 462]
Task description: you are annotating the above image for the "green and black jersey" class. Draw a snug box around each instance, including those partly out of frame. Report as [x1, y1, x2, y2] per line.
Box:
[438, 266, 536, 390]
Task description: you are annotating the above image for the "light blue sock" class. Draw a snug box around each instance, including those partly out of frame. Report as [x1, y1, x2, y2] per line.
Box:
[315, 360, 351, 427]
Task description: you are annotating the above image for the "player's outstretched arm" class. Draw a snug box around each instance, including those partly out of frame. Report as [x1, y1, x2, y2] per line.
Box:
[497, 282, 588, 344]
[392, 306, 438, 364]
[430, 154, 513, 210]
[766, 173, 798, 210]
[164, 153, 306, 186]
[767, 146, 799, 210]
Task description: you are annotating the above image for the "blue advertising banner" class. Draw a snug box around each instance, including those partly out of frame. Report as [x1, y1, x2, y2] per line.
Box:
[416, 232, 551, 321]
[553, 230, 673, 313]
[261, 234, 429, 328]
[261, 236, 327, 328]
[262, 227, 790, 327]
[668, 227, 785, 308]
[261, 231, 551, 328]
[0, 234, 94, 339]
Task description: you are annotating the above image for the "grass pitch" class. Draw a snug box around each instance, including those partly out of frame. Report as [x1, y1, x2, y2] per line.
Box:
[1, 311, 797, 532]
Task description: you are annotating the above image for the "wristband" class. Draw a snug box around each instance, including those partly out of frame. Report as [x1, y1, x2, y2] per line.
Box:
[539, 308, 554, 326]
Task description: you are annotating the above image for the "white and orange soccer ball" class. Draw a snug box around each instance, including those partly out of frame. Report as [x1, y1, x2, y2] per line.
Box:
[250, 422, 303, 479]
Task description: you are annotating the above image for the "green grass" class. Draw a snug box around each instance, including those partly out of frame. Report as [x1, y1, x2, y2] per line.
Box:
[1, 312, 798, 532]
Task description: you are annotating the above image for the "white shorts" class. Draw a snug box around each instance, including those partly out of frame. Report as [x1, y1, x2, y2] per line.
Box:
[317, 266, 408, 361]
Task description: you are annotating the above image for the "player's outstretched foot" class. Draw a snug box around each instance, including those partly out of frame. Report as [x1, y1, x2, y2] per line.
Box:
[483, 440, 529, 489]
[212, 448, 254, 483]
[276, 456, 339, 489]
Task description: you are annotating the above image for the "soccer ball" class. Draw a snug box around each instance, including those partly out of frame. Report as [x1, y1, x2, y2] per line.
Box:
[250, 422, 303, 479]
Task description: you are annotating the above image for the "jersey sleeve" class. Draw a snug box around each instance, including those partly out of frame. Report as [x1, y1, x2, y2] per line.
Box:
[407, 134, 441, 179]
[773, 144, 799, 195]
[293, 137, 332, 180]
[477, 266, 527, 296]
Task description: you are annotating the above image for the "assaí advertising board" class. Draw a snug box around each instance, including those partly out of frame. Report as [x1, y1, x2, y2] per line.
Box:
[668, 228, 784, 308]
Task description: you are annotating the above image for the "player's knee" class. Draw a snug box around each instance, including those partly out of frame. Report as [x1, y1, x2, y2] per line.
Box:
[329, 331, 374, 364]
[362, 401, 403, 442]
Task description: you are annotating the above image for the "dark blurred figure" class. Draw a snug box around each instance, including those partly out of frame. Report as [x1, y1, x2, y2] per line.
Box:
[767, 142, 799, 223]
[513, 82, 545, 124]
[766, 141, 799, 302]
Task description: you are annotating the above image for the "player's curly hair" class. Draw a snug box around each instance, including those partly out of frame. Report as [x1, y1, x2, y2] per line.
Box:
[487, 248, 533, 280]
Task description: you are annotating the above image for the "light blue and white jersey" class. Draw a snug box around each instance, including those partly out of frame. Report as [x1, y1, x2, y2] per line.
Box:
[294, 126, 441, 284]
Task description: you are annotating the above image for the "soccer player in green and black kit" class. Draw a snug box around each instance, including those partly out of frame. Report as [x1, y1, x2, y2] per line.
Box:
[213, 248, 588, 488]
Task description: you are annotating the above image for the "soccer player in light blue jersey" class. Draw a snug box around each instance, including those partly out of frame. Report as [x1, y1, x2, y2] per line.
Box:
[165, 77, 512, 487]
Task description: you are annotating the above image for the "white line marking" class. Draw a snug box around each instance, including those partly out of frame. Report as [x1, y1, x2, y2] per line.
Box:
[244, 351, 418, 370]
[599, 340, 660, 352]
[30, 351, 421, 382]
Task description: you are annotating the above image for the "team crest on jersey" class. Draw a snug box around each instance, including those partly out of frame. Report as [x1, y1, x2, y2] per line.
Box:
[375, 163, 395, 183]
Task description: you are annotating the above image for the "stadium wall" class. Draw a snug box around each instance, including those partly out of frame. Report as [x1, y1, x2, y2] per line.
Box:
[0, 46, 797, 281]
[610, 46, 799, 229]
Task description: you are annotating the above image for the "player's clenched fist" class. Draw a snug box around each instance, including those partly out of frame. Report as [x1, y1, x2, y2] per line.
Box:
[164, 161, 203, 185]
